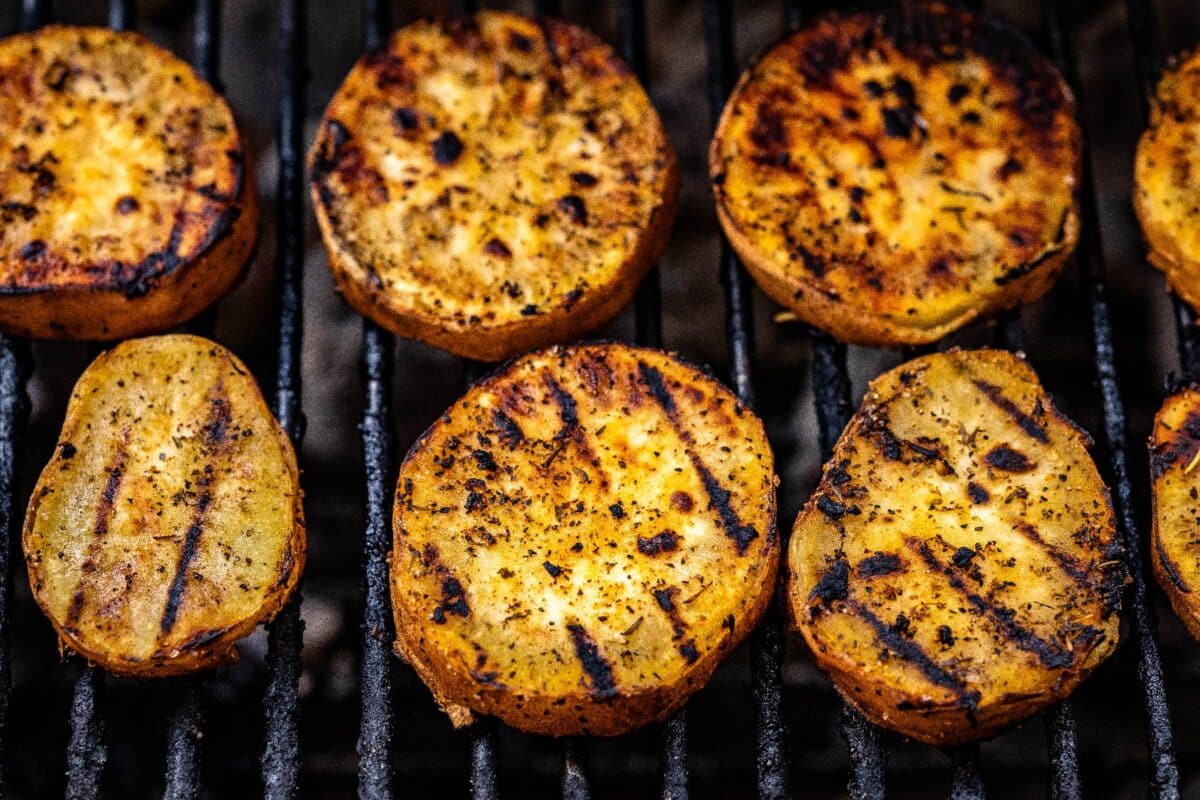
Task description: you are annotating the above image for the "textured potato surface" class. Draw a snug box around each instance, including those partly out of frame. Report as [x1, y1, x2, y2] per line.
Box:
[1149, 385, 1200, 639]
[1135, 49, 1200, 311]
[310, 11, 678, 361]
[24, 335, 303, 676]
[710, 3, 1080, 346]
[0, 26, 257, 340]
[391, 344, 777, 735]
[789, 349, 1120, 744]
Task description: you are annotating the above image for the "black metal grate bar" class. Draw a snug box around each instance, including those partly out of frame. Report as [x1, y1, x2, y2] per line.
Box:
[0, 331, 28, 800]
[261, 0, 307, 797]
[162, 679, 205, 800]
[561, 738, 591, 800]
[106, 0, 133, 30]
[660, 710, 688, 800]
[1045, 1, 1180, 797]
[470, 720, 499, 800]
[20, 0, 46, 29]
[947, 746, 985, 800]
[65, 666, 106, 800]
[1045, 702, 1082, 800]
[192, 0, 221, 89]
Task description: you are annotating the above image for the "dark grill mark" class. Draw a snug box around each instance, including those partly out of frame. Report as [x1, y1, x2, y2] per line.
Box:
[637, 362, 761, 554]
[432, 131, 464, 165]
[158, 388, 231, 637]
[1156, 535, 1189, 593]
[847, 599, 979, 709]
[971, 379, 1049, 442]
[18, 240, 46, 260]
[567, 624, 617, 700]
[66, 438, 129, 625]
[637, 531, 679, 556]
[858, 553, 903, 578]
[1014, 522, 1090, 584]
[909, 538, 1074, 669]
[985, 445, 1035, 473]
[543, 376, 607, 487]
[492, 409, 524, 448]
[1150, 411, 1200, 479]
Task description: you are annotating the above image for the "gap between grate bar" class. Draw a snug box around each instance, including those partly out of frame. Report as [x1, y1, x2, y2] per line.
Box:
[706, 2, 801, 799]
[1044, 1, 1181, 798]
[261, 0, 308, 798]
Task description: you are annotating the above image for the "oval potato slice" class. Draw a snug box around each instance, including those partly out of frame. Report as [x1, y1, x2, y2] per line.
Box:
[24, 335, 303, 677]
[788, 349, 1121, 744]
[310, 12, 678, 362]
[1135, 50, 1200, 311]
[0, 26, 258, 341]
[1149, 385, 1200, 639]
[391, 343, 777, 735]
[710, 3, 1080, 346]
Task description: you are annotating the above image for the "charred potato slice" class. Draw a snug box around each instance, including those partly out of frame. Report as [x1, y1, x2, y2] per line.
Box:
[0, 26, 257, 341]
[1135, 50, 1200, 311]
[1149, 385, 1200, 639]
[788, 349, 1120, 744]
[310, 12, 678, 362]
[710, 3, 1080, 346]
[391, 344, 777, 735]
[24, 335, 303, 677]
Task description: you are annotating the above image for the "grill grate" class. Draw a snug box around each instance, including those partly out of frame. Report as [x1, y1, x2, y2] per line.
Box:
[0, 0, 1193, 797]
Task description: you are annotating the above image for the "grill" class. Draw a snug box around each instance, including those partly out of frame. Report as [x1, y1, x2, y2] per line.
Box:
[0, 0, 1196, 797]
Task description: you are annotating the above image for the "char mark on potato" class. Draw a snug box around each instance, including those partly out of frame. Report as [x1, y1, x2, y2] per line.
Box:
[66, 436, 130, 625]
[637, 362, 760, 553]
[567, 623, 618, 700]
[970, 378, 1049, 443]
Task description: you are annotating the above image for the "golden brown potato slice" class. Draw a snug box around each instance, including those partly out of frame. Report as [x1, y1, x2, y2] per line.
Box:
[710, 3, 1080, 346]
[0, 26, 257, 341]
[24, 335, 303, 677]
[391, 344, 777, 735]
[1149, 385, 1200, 639]
[310, 12, 678, 362]
[788, 349, 1121, 744]
[1135, 50, 1200, 311]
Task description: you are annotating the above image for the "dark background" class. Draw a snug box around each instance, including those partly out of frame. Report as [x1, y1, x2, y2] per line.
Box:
[0, 0, 1197, 797]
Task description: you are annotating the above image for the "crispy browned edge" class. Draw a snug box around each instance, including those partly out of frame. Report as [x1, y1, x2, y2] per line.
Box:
[787, 348, 1117, 745]
[1133, 51, 1200, 313]
[708, 8, 1082, 347]
[0, 155, 258, 341]
[308, 24, 680, 363]
[1149, 384, 1200, 640]
[22, 339, 305, 677]
[389, 343, 779, 736]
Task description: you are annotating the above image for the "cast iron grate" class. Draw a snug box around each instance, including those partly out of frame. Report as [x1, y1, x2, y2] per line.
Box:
[0, 0, 1188, 798]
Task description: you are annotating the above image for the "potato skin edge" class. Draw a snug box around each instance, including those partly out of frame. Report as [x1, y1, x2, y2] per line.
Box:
[390, 343, 778, 736]
[22, 335, 304, 677]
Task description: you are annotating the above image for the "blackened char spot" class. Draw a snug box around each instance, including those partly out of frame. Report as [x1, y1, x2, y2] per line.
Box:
[796, 245, 825, 277]
[947, 83, 970, 103]
[938, 625, 956, 646]
[432, 131, 464, 165]
[637, 531, 679, 555]
[116, 196, 139, 215]
[882, 106, 915, 138]
[492, 409, 524, 448]
[967, 481, 989, 504]
[570, 172, 597, 187]
[678, 641, 699, 663]
[567, 624, 618, 700]
[608, 502, 625, 519]
[18, 240, 45, 260]
[984, 445, 1034, 473]
[816, 494, 848, 520]
[799, 34, 850, 86]
[952, 547, 976, 568]
[543, 561, 563, 578]
[483, 237, 511, 258]
[59, 441, 76, 459]
[431, 576, 470, 623]
[393, 107, 420, 134]
[557, 195, 587, 225]
[472, 450, 498, 472]
[810, 558, 849, 604]
[858, 553, 903, 577]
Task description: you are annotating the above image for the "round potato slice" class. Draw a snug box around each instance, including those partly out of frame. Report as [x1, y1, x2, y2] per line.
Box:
[391, 344, 777, 735]
[710, 3, 1080, 346]
[1149, 384, 1200, 639]
[24, 335, 303, 677]
[1135, 50, 1200, 311]
[0, 26, 258, 341]
[310, 12, 678, 362]
[788, 349, 1121, 745]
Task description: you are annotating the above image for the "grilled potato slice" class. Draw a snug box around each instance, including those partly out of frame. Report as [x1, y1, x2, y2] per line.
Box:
[1135, 50, 1200, 311]
[1149, 385, 1200, 639]
[0, 26, 257, 341]
[23, 335, 303, 677]
[788, 349, 1121, 744]
[710, 3, 1080, 346]
[391, 343, 777, 735]
[310, 12, 678, 362]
